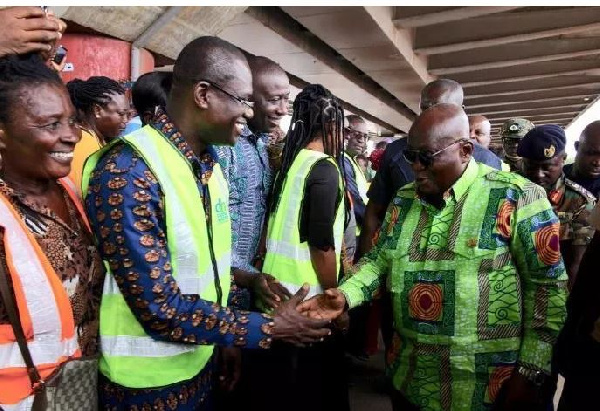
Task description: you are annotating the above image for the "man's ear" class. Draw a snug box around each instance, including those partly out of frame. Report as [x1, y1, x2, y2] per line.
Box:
[193, 82, 209, 110]
[574, 141, 580, 152]
[461, 140, 474, 163]
[0, 124, 7, 151]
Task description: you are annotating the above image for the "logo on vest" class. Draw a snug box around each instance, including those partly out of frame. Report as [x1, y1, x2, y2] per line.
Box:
[215, 199, 229, 223]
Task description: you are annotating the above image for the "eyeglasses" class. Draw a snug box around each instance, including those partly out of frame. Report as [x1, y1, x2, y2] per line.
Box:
[345, 127, 369, 141]
[202, 80, 254, 111]
[403, 139, 467, 168]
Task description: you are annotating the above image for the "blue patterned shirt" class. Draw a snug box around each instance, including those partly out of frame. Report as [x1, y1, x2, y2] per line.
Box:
[215, 128, 273, 308]
[86, 110, 274, 410]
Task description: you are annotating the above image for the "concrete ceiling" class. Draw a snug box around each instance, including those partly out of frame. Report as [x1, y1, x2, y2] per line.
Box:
[56, 6, 600, 138]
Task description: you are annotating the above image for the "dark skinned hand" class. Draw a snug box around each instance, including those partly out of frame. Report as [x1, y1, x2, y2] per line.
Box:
[493, 372, 545, 411]
[0, 7, 66, 58]
[216, 346, 241, 392]
[332, 311, 350, 335]
[296, 288, 346, 321]
[253, 273, 291, 310]
[271, 284, 332, 347]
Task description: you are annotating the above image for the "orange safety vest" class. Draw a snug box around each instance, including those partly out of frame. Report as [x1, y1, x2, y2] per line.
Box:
[0, 178, 83, 409]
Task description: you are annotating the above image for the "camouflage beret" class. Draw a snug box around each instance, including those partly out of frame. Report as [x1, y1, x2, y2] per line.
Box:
[500, 118, 535, 139]
[517, 124, 566, 161]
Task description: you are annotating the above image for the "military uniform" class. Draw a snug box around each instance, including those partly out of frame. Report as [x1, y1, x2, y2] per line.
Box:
[548, 175, 595, 246]
[500, 118, 535, 172]
[518, 124, 596, 286]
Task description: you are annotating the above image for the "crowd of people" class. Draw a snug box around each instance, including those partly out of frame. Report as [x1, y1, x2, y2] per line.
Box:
[1, 6, 600, 411]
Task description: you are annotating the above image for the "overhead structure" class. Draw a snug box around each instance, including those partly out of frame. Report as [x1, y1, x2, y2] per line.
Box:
[56, 6, 600, 137]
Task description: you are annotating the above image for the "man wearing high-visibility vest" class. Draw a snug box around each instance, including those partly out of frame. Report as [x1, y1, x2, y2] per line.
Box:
[343, 114, 369, 260]
[341, 115, 371, 359]
[83, 36, 331, 411]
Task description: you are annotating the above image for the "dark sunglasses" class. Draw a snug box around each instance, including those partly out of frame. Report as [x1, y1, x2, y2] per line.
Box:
[403, 139, 467, 168]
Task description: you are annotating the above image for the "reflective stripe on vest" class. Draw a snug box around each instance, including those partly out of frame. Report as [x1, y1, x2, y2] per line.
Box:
[82, 125, 231, 389]
[262, 149, 344, 303]
[344, 152, 368, 205]
[0, 185, 81, 407]
[344, 153, 368, 236]
[1, 396, 33, 411]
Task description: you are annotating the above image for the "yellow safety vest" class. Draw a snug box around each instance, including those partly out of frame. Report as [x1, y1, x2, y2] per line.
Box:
[344, 152, 368, 206]
[344, 152, 368, 236]
[82, 125, 231, 389]
[262, 149, 344, 301]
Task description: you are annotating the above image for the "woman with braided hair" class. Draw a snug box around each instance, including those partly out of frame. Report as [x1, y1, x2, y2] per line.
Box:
[251, 83, 350, 411]
[0, 53, 104, 409]
[66, 76, 129, 190]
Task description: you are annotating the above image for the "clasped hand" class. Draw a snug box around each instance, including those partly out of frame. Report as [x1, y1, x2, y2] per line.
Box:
[296, 288, 347, 321]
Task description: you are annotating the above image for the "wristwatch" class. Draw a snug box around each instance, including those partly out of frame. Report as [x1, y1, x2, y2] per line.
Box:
[516, 365, 547, 386]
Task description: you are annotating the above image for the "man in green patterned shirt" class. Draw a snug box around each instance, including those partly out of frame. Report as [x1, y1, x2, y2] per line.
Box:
[299, 104, 567, 411]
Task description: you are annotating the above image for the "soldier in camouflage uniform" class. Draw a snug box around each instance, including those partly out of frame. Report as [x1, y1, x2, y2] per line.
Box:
[501, 117, 535, 172]
[519, 124, 596, 288]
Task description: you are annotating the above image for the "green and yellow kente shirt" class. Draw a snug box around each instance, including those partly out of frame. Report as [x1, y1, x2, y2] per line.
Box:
[339, 159, 568, 411]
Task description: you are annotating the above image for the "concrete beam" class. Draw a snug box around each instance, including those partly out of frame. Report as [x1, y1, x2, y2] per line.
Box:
[465, 88, 598, 107]
[245, 6, 415, 131]
[490, 121, 569, 131]
[429, 37, 600, 75]
[365, 6, 431, 85]
[393, 6, 520, 28]
[414, 8, 600, 55]
[484, 106, 583, 119]
[132, 6, 183, 48]
[452, 60, 600, 88]
[469, 102, 588, 117]
[464, 76, 600, 98]
[488, 112, 578, 122]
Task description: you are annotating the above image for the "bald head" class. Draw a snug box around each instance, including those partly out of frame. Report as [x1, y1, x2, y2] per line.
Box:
[420, 79, 464, 112]
[245, 55, 290, 134]
[345, 115, 368, 156]
[410, 103, 469, 143]
[172, 36, 249, 88]
[167, 36, 253, 147]
[468, 115, 491, 148]
[248, 55, 286, 78]
[580, 120, 600, 145]
[407, 103, 473, 205]
[574, 120, 600, 179]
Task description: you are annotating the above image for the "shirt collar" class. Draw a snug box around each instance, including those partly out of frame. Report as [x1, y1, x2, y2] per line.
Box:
[150, 107, 216, 164]
[549, 173, 565, 192]
[415, 159, 479, 209]
[243, 125, 269, 145]
[450, 158, 479, 201]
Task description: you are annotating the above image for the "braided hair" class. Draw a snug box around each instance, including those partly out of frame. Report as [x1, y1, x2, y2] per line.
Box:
[66, 76, 125, 130]
[0, 53, 63, 123]
[269, 84, 350, 227]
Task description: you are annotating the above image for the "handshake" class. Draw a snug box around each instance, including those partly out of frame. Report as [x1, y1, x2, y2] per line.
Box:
[269, 283, 348, 348]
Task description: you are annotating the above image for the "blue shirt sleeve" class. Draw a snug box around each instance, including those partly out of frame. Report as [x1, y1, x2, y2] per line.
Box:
[343, 156, 366, 226]
[473, 143, 502, 170]
[367, 140, 410, 207]
[85, 143, 273, 349]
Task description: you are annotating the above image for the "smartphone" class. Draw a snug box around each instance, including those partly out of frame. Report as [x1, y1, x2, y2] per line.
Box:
[53, 45, 68, 65]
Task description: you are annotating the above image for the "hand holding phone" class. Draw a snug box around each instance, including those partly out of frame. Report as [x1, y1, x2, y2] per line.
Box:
[53, 45, 68, 65]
